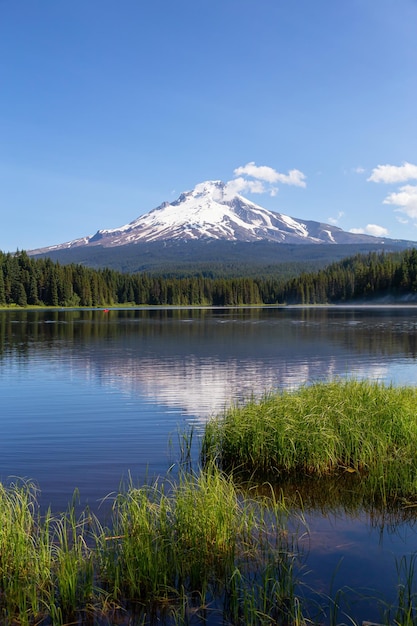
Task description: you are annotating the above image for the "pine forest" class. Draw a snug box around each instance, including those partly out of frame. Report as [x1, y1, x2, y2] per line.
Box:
[1, 248, 417, 308]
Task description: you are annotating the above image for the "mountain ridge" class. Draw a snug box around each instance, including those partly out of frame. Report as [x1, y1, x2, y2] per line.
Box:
[30, 180, 412, 254]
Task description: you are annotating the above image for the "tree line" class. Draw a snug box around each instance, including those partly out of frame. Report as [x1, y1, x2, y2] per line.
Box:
[279, 248, 417, 304]
[1, 248, 417, 308]
[0, 251, 265, 307]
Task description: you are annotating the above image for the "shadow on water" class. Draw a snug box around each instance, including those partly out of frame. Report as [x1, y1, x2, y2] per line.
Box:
[229, 472, 417, 625]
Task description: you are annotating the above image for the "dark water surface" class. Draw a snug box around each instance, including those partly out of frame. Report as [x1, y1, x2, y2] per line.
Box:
[2, 305, 417, 619]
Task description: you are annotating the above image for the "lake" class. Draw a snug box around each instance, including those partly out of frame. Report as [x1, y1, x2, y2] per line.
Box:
[2, 305, 417, 620]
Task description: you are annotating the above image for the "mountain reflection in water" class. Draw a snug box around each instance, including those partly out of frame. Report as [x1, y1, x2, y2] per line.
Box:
[2, 306, 417, 420]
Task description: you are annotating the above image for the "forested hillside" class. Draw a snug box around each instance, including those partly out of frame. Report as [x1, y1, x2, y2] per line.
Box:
[280, 248, 417, 304]
[2, 248, 417, 307]
[32, 240, 407, 278]
[0, 251, 267, 306]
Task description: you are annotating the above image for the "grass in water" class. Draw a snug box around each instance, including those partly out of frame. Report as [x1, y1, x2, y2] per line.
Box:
[96, 467, 300, 623]
[0, 481, 100, 625]
[0, 470, 302, 625]
[4, 381, 417, 624]
[0, 479, 52, 624]
[202, 379, 417, 503]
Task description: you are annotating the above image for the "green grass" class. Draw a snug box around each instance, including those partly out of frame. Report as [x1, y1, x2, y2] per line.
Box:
[202, 379, 417, 503]
[96, 467, 301, 623]
[0, 481, 100, 625]
[4, 380, 417, 624]
[0, 470, 302, 625]
[1, 465, 417, 624]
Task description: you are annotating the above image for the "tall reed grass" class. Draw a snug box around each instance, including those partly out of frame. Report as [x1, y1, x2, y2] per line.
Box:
[0, 480, 52, 624]
[1, 470, 416, 624]
[96, 466, 303, 623]
[0, 481, 100, 625]
[0, 470, 303, 625]
[202, 380, 417, 503]
[4, 380, 417, 624]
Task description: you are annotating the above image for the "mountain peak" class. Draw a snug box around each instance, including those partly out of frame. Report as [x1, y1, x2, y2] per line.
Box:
[30, 180, 396, 253]
[172, 180, 246, 210]
[171, 180, 229, 209]
[189, 180, 226, 197]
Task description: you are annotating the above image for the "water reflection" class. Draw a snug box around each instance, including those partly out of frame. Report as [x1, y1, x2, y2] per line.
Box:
[2, 307, 417, 420]
[2, 306, 417, 500]
[2, 307, 417, 622]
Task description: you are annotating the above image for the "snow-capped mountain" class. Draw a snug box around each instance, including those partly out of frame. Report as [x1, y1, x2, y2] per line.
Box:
[31, 180, 396, 253]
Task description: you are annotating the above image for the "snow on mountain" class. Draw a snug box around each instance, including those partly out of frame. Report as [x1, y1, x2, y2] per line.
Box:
[31, 180, 392, 253]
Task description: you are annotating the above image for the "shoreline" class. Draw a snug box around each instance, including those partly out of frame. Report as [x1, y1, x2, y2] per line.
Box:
[2, 302, 417, 312]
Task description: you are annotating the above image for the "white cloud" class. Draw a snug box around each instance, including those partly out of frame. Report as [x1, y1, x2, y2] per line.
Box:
[349, 224, 389, 237]
[225, 177, 266, 198]
[367, 162, 417, 184]
[383, 184, 417, 219]
[225, 161, 306, 199]
[233, 162, 279, 183]
[354, 167, 365, 174]
[367, 162, 417, 225]
[328, 211, 344, 225]
[365, 224, 389, 237]
[233, 161, 306, 188]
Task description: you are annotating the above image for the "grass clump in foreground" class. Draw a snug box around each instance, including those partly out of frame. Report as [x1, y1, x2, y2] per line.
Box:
[0, 470, 304, 625]
[202, 379, 417, 504]
[5, 380, 417, 625]
[0, 482, 95, 625]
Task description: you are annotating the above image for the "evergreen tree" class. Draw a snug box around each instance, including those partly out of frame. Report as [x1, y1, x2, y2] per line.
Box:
[16, 282, 28, 307]
[0, 267, 5, 305]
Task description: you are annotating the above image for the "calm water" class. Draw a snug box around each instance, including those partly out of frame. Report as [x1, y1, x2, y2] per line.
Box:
[2, 305, 417, 618]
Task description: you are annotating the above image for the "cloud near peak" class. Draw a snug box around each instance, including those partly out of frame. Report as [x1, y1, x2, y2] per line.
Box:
[225, 161, 306, 199]
[233, 162, 306, 187]
[225, 176, 267, 197]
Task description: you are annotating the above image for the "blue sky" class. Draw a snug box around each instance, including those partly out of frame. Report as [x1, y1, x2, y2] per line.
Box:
[1, 0, 416, 252]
